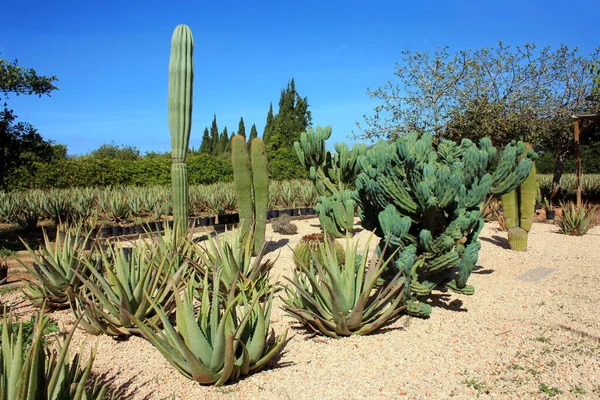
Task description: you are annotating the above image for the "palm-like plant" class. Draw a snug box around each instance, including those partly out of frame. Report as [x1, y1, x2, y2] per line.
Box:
[20, 227, 95, 309]
[71, 240, 186, 337]
[556, 201, 597, 236]
[190, 227, 274, 295]
[283, 233, 407, 338]
[133, 274, 287, 386]
[0, 310, 110, 399]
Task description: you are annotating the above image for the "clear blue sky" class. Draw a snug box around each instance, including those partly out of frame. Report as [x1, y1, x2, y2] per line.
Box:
[1, 0, 598, 155]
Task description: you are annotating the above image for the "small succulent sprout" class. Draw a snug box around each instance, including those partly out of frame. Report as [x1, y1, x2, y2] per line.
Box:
[283, 232, 407, 338]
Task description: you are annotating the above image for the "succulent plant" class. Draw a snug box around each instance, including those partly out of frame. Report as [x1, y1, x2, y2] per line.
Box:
[132, 274, 287, 386]
[292, 232, 345, 270]
[169, 24, 194, 237]
[314, 189, 356, 238]
[555, 201, 597, 236]
[20, 227, 95, 309]
[189, 227, 274, 296]
[354, 133, 536, 316]
[501, 142, 538, 251]
[0, 309, 110, 399]
[70, 238, 186, 337]
[283, 233, 406, 338]
[231, 135, 269, 254]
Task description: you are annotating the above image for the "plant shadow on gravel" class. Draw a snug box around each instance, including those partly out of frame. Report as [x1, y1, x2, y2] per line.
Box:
[426, 292, 468, 313]
[472, 264, 495, 275]
[480, 235, 511, 250]
[89, 370, 146, 400]
[265, 238, 290, 254]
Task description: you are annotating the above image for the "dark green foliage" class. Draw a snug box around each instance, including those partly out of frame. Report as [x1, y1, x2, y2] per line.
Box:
[355, 132, 536, 316]
[0, 315, 58, 348]
[219, 126, 229, 154]
[536, 144, 600, 174]
[268, 147, 308, 181]
[89, 141, 140, 160]
[262, 103, 274, 145]
[210, 114, 219, 156]
[237, 117, 246, 138]
[199, 127, 211, 154]
[248, 123, 258, 144]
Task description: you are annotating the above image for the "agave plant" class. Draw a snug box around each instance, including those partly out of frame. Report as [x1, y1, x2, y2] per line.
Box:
[45, 189, 74, 225]
[0, 310, 110, 399]
[11, 193, 42, 232]
[190, 227, 274, 295]
[283, 233, 406, 338]
[133, 273, 287, 386]
[20, 227, 96, 309]
[556, 201, 597, 236]
[71, 239, 186, 337]
[0, 192, 17, 223]
[101, 189, 131, 223]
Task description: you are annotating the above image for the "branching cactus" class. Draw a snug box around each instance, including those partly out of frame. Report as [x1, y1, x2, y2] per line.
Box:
[168, 24, 194, 238]
[501, 143, 537, 251]
[355, 132, 536, 316]
[294, 126, 366, 237]
[231, 135, 269, 254]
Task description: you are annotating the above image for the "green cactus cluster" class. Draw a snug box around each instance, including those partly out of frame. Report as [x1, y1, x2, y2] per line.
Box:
[355, 132, 536, 316]
[231, 135, 269, 254]
[501, 143, 537, 251]
[294, 126, 366, 237]
[168, 25, 194, 238]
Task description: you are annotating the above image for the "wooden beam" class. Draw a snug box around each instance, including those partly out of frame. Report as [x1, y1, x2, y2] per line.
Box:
[574, 118, 582, 209]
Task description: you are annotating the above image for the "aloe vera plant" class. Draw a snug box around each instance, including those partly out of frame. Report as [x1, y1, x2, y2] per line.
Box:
[555, 201, 597, 236]
[190, 227, 274, 295]
[71, 240, 186, 337]
[20, 227, 95, 309]
[283, 233, 406, 338]
[0, 310, 110, 399]
[133, 274, 287, 386]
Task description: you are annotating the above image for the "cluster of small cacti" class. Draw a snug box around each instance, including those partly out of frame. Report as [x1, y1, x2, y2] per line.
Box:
[231, 135, 269, 253]
[354, 132, 536, 316]
[294, 126, 366, 237]
[501, 142, 537, 251]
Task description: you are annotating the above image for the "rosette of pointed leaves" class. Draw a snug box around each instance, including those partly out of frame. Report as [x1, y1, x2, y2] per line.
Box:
[189, 227, 274, 295]
[355, 132, 536, 316]
[20, 227, 95, 309]
[132, 274, 287, 386]
[0, 309, 110, 400]
[283, 233, 406, 338]
[71, 240, 186, 337]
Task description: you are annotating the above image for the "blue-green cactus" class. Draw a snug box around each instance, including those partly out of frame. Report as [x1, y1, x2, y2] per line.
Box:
[355, 132, 536, 316]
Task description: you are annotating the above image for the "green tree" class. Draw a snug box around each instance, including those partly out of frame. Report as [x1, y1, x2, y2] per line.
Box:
[359, 43, 600, 199]
[219, 126, 229, 154]
[267, 79, 311, 151]
[210, 114, 219, 156]
[248, 123, 258, 149]
[199, 127, 211, 154]
[1, 56, 59, 188]
[88, 141, 140, 160]
[237, 117, 246, 138]
[262, 103, 274, 144]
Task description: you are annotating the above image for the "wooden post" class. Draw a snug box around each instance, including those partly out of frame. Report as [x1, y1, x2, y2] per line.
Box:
[574, 118, 582, 209]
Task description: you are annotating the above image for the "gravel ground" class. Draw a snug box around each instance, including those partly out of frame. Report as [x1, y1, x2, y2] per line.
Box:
[2, 219, 599, 400]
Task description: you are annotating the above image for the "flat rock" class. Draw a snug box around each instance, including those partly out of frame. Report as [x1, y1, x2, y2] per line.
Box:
[516, 267, 558, 282]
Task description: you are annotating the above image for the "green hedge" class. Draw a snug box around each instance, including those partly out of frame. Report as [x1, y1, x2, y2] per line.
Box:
[536, 143, 600, 174]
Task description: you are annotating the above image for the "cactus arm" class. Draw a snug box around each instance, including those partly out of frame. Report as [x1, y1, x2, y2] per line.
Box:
[231, 135, 254, 242]
[250, 138, 268, 254]
[168, 24, 194, 237]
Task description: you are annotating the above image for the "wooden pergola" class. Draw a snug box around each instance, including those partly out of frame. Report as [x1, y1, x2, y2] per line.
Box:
[572, 113, 600, 208]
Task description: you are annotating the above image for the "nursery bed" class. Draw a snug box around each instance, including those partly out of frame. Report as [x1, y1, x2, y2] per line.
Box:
[2, 219, 599, 399]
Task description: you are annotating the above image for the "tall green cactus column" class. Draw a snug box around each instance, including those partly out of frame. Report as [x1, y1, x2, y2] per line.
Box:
[231, 135, 253, 241]
[168, 25, 194, 238]
[501, 143, 537, 251]
[250, 138, 268, 253]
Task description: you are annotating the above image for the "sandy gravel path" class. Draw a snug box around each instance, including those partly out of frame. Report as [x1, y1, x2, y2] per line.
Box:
[2, 219, 599, 399]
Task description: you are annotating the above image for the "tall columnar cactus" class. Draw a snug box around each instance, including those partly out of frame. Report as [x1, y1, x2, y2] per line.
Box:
[355, 132, 536, 316]
[294, 126, 366, 237]
[231, 135, 269, 254]
[501, 143, 537, 251]
[168, 25, 194, 238]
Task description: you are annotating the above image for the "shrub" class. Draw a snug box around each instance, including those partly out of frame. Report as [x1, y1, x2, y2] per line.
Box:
[271, 214, 298, 235]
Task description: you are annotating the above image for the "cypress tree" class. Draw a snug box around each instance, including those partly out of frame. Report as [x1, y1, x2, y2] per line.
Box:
[237, 117, 246, 138]
[269, 79, 312, 150]
[219, 126, 229, 154]
[199, 127, 211, 154]
[210, 114, 219, 156]
[262, 103, 274, 145]
[248, 123, 258, 148]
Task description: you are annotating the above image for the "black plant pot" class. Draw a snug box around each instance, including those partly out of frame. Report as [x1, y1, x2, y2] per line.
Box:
[121, 247, 132, 261]
[308, 208, 316, 215]
[207, 216, 216, 226]
[199, 217, 209, 227]
[283, 209, 293, 217]
[535, 204, 543, 211]
[99, 227, 110, 238]
[167, 220, 174, 229]
[546, 210, 556, 220]
[291, 209, 299, 217]
[268, 210, 278, 219]
[155, 221, 164, 231]
[0, 265, 8, 283]
[232, 213, 240, 223]
[111, 226, 122, 237]
[135, 225, 144, 235]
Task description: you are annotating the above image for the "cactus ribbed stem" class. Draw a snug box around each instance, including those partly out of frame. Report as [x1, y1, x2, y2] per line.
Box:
[231, 135, 253, 241]
[251, 138, 268, 254]
[168, 25, 194, 237]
